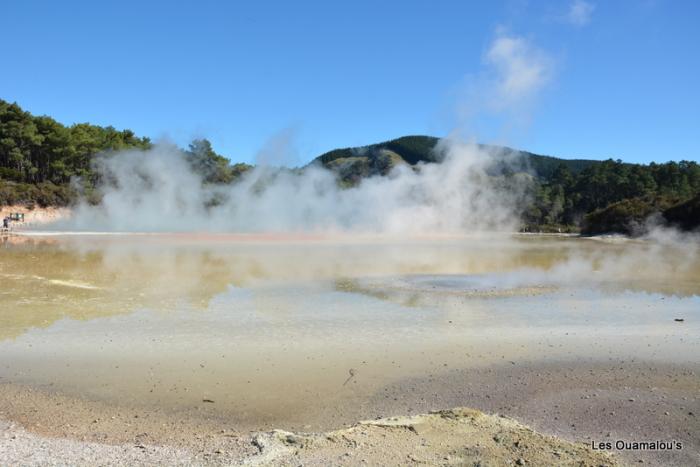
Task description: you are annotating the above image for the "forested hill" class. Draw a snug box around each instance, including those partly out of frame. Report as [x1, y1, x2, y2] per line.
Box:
[316, 135, 601, 182]
[2, 99, 699, 234]
[315, 135, 600, 179]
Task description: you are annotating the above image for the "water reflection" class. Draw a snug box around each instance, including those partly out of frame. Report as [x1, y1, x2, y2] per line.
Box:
[1, 234, 699, 341]
[0, 234, 699, 424]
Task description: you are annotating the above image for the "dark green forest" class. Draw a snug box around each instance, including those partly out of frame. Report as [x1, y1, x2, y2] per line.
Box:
[2, 99, 699, 234]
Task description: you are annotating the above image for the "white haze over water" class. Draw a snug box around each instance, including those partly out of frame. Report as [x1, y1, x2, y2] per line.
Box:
[59, 140, 529, 234]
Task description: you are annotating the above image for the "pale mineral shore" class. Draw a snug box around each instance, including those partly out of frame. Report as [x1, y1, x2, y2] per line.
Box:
[1, 206, 583, 237]
[0, 398, 615, 467]
[2, 360, 699, 466]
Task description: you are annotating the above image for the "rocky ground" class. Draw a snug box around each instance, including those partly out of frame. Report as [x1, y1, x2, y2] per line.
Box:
[1, 358, 697, 466]
[0, 407, 617, 466]
[370, 360, 700, 466]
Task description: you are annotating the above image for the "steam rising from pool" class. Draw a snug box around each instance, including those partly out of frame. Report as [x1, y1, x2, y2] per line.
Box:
[56, 139, 530, 234]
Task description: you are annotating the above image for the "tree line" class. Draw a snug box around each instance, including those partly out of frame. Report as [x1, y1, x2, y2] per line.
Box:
[522, 158, 700, 233]
[0, 100, 250, 206]
[1, 100, 698, 233]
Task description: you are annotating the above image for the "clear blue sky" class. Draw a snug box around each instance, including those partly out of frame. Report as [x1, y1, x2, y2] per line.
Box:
[2, 0, 698, 164]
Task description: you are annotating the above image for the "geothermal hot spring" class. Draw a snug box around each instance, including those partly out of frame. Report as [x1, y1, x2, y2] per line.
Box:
[1, 233, 698, 432]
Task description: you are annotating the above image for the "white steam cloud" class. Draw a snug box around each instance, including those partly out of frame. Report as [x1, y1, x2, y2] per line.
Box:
[59, 140, 530, 234]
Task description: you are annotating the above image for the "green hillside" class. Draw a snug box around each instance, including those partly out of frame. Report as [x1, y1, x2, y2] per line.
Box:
[314, 135, 601, 180]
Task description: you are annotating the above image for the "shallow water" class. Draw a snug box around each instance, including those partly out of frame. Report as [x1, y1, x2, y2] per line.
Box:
[1, 233, 699, 428]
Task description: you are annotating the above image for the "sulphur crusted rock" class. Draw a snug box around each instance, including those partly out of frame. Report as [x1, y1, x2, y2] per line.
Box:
[242, 407, 618, 466]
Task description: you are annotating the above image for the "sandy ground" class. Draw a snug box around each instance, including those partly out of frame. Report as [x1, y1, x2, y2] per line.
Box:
[0, 407, 616, 467]
[1, 358, 697, 466]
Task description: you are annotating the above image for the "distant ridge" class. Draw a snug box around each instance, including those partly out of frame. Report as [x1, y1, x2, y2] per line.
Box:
[314, 135, 602, 180]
